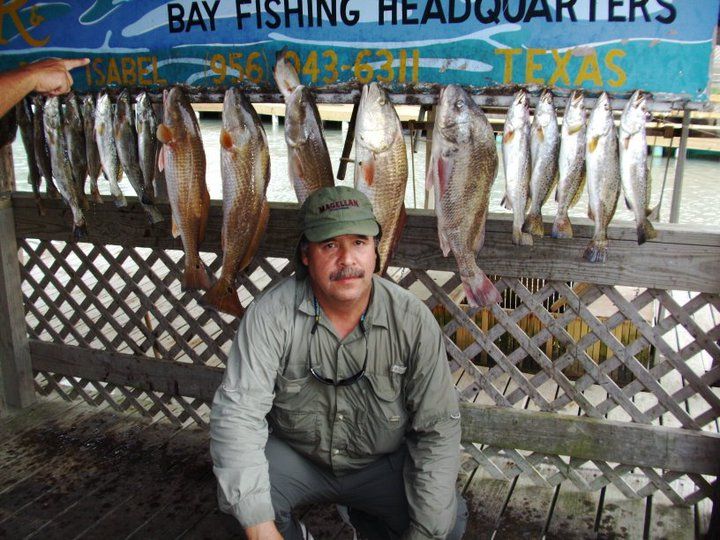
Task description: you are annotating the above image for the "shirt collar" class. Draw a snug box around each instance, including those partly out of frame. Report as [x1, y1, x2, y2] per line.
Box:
[295, 275, 389, 330]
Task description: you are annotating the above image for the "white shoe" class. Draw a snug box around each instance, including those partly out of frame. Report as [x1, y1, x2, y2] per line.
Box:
[299, 520, 315, 540]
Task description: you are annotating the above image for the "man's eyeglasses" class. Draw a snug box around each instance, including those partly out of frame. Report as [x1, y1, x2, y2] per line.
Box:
[309, 297, 368, 387]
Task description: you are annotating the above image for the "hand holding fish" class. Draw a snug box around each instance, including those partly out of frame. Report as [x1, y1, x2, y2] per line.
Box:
[0, 57, 90, 117]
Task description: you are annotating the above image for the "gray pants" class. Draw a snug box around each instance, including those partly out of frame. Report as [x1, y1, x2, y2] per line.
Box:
[266, 435, 468, 539]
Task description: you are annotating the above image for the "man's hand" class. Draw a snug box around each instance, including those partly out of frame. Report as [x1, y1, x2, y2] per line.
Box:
[22, 58, 90, 96]
[0, 57, 90, 118]
[245, 520, 283, 540]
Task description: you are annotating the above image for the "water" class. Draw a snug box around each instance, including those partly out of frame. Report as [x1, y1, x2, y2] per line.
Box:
[11, 115, 720, 228]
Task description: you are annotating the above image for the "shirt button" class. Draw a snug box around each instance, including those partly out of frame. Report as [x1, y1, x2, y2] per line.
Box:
[337, 414, 344, 421]
[332, 448, 340, 455]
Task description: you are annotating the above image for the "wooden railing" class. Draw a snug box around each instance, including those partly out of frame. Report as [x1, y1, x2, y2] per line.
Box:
[2, 192, 719, 509]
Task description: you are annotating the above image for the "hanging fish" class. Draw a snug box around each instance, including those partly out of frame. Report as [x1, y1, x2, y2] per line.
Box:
[157, 86, 212, 291]
[354, 82, 408, 273]
[201, 88, 270, 317]
[426, 85, 501, 307]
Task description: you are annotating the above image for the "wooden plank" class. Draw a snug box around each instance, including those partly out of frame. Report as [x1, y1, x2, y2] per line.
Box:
[11, 195, 720, 294]
[0, 197, 35, 409]
[460, 403, 720, 476]
[596, 481, 647, 539]
[463, 468, 513, 539]
[546, 473, 602, 539]
[494, 474, 556, 538]
[29, 341, 223, 402]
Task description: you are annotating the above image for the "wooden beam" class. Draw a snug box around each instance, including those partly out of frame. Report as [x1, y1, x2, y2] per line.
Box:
[0, 195, 36, 409]
[29, 340, 222, 402]
[12, 194, 720, 294]
[460, 402, 720, 476]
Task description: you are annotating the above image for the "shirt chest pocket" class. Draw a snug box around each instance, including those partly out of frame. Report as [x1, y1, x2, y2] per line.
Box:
[346, 369, 408, 457]
[270, 373, 320, 445]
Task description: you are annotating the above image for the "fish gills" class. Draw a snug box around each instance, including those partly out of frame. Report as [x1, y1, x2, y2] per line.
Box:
[619, 90, 656, 245]
[502, 90, 533, 246]
[523, 90, 559, 237]
[157, 86, 211, 291]
[427, 85, 500, 307]
[95, 92, 127, 207]
[284, 85, 334, 203]
[43, 96, 87, 240]
[553, 91, 587, 239]
[81, 94, 104, 203]
[354, 83, 408, 274]
[584, 92, 621, 263]
[201, 88, 270, 317]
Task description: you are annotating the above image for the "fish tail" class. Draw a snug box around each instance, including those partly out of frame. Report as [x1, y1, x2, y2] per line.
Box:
[512, 227, 533, 246]
[35, 196, 46, 217]
[143, 203, 164, 224]
[583, 239, 608, 263]
[637, 218, 657, 245]
[551, 215, 573, 239]
[200, 280, 245, 318]
[113, 194, 128, 208]
[522, 212, 544, 237]
[80, 192, 91, 211]
[461, 273, 501, 308]
[89, 178, 103, 204]
[73, 219, 88, 242]
[183, 260, 212, 291]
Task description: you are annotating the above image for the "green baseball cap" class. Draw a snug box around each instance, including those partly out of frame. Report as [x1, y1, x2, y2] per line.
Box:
[298, 186, 380, 241]
[295, 186, 382, 276]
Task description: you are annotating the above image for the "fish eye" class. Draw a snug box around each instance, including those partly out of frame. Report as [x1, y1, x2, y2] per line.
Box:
[455, 99, 464, 110]
[378, 97, 386, 106]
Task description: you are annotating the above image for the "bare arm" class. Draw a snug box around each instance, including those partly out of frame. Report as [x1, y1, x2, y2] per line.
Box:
[245, 521, 282, 540]
[0, 58, 90, 117]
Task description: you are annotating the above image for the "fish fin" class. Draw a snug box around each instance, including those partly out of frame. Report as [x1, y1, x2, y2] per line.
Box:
[588, 136, 599, 153]
[238, 202, 270, 272]
[437, 156, 451, 199]
[156, 124, 173, 145]
[200, 279, 245, 318]
[171, 216, 180, 238]
[637, 219, 657, 245]
[536, 126, 545, 143]
[198, 187, 210, 245]
[647, 203, 660, 221]
[425, 156, 436, 192]
[567, 125, 582, 136]
[183, 259, 212, 291]
[623, 136, 630, 150]
[587, 207, 595, 221]
[501, 194, 512, 211]
[97, 123, 105, 137]
[360, 155, 376, 187]
[473, 222, 487, 254]
[503, 130, 515, 144]
[438, 228, 452, 258]
[380, 204, 407, 275]
[551, 216, 573, 239]
[80, 193, 90, 211]
[522, 212, 544, 237]
[583, 239, 608, 263]
[461, 272, 501, 308]
[624, 196, 632, 210]
[220, 128, 234, 151]
[158, 145, 165, 173]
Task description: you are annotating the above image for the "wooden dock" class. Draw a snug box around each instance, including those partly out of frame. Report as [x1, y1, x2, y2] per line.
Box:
[0, 395, 712, 539]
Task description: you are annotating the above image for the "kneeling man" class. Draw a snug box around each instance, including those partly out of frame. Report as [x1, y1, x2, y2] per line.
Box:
[211, 186, 467, 539]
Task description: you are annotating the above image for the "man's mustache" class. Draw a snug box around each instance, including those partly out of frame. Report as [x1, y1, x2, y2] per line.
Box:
[330, 267, 365, 281]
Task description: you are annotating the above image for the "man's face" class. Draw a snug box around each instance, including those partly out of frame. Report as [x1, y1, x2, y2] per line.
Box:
[301, 234, 376, 306]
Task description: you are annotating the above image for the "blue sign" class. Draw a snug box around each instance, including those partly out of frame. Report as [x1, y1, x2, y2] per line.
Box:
[0, 1, 717, 100]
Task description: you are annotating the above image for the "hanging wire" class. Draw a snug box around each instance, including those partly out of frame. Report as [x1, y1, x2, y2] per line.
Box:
[409, 119, 417, 208]
[655, 115, 676, 219]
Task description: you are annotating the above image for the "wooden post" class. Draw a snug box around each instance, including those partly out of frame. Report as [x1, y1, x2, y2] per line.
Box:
[669, 109, 691, 224]
[0, 145, 35, 411]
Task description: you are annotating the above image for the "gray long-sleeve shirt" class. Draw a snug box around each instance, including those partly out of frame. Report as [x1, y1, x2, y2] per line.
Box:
[210, 275, 461, 539]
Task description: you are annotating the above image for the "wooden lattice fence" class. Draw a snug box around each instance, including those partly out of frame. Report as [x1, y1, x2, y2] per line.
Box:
[5, 193, 720, 509]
